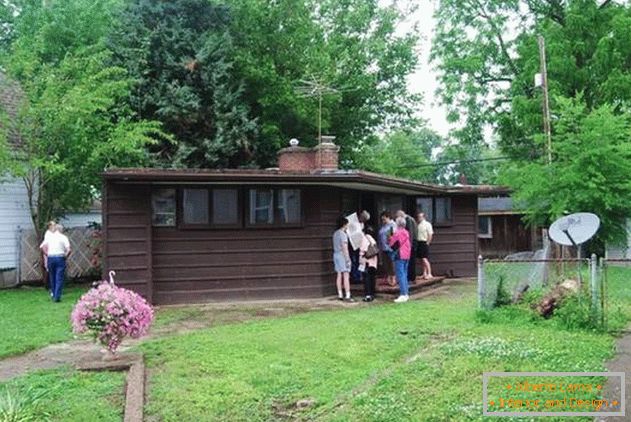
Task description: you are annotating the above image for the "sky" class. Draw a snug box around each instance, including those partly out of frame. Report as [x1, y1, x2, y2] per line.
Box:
[397, 0, 452, 137]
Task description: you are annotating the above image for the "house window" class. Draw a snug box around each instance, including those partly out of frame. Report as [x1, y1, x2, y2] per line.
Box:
[152, 189, 176, 226]
[277, 189, 301, 224]
[213, 189, 239, 225]
[377, 195, 404, 215]
[434, 197, 452, 225]
[415, 197, 452, 226]
[183, 188, 209, 225]
[415, 197, 433, 223]
[479, 216, 493, 238]
[249, 189, 274, 225]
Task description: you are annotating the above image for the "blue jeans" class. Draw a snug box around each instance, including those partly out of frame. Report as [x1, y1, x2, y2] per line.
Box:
[48, 256, 66, 301]
[394, 259, 409, 296]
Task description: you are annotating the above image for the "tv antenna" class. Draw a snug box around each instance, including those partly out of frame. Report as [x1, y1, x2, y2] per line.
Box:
[294, 75, 342, 144]
[549, 213, 600, 286]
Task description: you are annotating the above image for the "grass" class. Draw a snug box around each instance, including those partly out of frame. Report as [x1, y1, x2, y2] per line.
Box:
[1, 267, 629, 421]
[0, 367, 125, 421]
[0, 285, 88, 358]
[140, 268, 631, 421]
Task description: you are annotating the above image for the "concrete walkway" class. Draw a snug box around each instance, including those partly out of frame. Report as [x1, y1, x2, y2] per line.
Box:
[596, 327, 631, 421]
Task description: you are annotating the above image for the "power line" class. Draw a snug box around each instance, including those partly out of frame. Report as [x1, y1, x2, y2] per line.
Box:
[392, 156, 511, 169]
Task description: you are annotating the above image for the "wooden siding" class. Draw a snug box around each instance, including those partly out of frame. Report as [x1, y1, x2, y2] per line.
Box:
[0, 176, 34, 269]
[151, 186, 336, 304]
[426, 195, 478, 277]
[103, 182, 153, 300]
[478, 214, 535, 258]
[103, 182, 478, 304]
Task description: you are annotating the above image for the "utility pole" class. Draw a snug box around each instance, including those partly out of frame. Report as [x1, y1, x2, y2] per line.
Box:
[537, 35, 552, 164]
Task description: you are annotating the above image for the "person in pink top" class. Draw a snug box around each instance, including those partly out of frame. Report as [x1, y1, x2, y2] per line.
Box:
[389, 216, 411, 303]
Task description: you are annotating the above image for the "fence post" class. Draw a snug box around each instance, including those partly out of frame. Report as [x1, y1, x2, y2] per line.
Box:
[599, 257, 606, 330]
[590, 253, 599, 320]
[477, 255, 485, 309]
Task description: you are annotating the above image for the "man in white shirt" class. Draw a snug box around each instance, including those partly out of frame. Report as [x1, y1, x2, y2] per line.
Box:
[40, 223, 71, 302]
[416, 212, 434, 279]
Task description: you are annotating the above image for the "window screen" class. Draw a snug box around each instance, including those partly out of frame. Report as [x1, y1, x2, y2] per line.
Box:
[435, 197, 452, 224]
[183, 189, 209, 225]
[478, 216, 492, 238]
[152, 189, 176, 226]
[249, 189, 274, 224]
[213, 189, 239, 225]
[277, 189, 301, 224]
[416, 197, 434, 223]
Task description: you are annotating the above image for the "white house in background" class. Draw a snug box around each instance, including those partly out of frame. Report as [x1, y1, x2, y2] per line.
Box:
[0, 177, 34, 270]
[605, 220, 631, 259]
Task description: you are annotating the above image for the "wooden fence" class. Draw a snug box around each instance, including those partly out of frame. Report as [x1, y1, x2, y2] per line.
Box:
[18, 227, 100, 283]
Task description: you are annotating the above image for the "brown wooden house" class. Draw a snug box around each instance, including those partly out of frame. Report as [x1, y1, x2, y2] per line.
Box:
[478, 196, 542, 258]
[102, 140, 491, 305]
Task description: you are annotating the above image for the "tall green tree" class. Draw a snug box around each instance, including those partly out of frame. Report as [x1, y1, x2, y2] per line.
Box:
[108, 0, 258, 168]
[0, 0, 162, 237]
[356, 128, 442, 182]
[432, 0, 631, 160]
[226, 0, 421, 167]
[502, 96, 631, 243]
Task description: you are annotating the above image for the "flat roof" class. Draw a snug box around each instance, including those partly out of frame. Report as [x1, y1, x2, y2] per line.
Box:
[103, 168, 508, 196]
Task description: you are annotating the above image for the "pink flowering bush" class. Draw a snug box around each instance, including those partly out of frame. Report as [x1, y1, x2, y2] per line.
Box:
[71, 281, 154, 352]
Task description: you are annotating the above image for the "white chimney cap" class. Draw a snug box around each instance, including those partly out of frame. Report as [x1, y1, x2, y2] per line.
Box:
[289, 138, 299, 147]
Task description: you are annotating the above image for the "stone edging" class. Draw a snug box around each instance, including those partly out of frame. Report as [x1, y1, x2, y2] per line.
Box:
[77, 353, 145, 422]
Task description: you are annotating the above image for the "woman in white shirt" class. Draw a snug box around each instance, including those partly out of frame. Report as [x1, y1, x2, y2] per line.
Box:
[40, 224, 71, 302]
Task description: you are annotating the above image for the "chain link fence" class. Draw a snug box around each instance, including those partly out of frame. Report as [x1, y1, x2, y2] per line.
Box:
[478, 253, 606, 328]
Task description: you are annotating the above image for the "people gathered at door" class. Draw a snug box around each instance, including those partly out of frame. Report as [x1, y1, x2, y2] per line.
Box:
[334, 209, 435, 304]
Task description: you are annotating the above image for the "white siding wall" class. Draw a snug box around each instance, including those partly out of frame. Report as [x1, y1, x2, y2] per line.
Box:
[606, 219, 631, 259]
[0, 176, 34, 269]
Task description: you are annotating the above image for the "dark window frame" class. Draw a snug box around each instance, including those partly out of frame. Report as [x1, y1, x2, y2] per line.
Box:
[415, 196, 454, 227]
[245, 187, 305, 229]
[177, 186, 242, 230]
[478, 216, 493, 238]
[151, 188, 177, 227]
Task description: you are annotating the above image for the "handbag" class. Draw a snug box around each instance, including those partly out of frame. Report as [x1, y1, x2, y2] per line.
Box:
[365, 242, 379, 259]
[390, 240, 401, 260]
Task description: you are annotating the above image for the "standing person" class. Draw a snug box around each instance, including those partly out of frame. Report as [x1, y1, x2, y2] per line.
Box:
[378, 211, 397, 287]
[396, 210, 418, 283]
[40, 221, 57, 293]
[349, 210, 371, 284]
[333, 216, 353, 302]
[416, 212, 434, 279]
[40, 224, 71, 302]
[389, 217, 411, 303]
[358, 226, 378, 302]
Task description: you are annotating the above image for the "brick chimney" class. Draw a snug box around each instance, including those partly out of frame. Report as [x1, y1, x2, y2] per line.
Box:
[278, 136, 339, 172]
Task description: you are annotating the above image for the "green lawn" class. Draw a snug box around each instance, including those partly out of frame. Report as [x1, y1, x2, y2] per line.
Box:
[0, 285, 88, 358]
[140, 268, 631, 421]
[0, 367, 125, 421]
[1, 267, 629, 421]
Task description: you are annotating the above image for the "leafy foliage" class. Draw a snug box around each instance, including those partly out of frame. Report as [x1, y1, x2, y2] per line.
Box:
[108, 0, 258, 168]
[501, 96, 631, 243]
[0, 0, 163, 235]
[355, 128, 441, 182]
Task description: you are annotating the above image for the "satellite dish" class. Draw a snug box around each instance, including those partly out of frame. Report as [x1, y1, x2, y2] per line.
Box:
[549, 213, 600, 247]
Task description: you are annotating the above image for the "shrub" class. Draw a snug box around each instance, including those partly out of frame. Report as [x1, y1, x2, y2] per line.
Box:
[71, 281, 154, 352]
